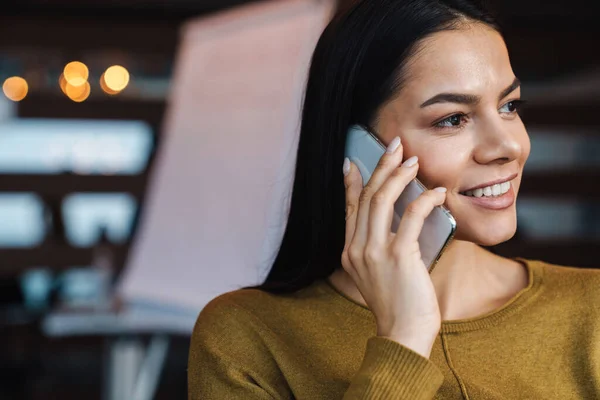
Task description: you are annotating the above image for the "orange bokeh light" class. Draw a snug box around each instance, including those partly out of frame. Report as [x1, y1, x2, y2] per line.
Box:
[66, 81, 91, 102]
[103, 65, 129, 92]
[59, 73, 68, 94]
[2, 76, 28, 102]
[100, 73, 120, 95]
[63, 61, 89, 87]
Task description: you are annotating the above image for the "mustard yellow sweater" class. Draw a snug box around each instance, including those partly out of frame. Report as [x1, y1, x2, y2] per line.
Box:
[188, 258, 600, 399]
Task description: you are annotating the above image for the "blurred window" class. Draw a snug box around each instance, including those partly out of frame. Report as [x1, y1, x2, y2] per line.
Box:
[0, 95, 16, 121]
[0, 193, 46, 247]
[62, 193, 137, 247]
[0, 119, 153, 175]
[517, 197, 600, 240]
[527, 129, 600, 172]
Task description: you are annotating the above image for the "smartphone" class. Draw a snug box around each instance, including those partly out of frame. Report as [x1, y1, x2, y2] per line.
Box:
[345, 124, 456, 272]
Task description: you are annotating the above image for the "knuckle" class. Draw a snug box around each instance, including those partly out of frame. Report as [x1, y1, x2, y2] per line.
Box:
[404, 202, 422, 218]
[389, 245, 405, 261]
[377, 153, 394, 168]
[390, 166, 405, 177]
[427, 189, 440, 198]
[344, 174, 356, 190]
[341, 250, 351, 267]
[345, 202, 356, 221]
[358, 185, 374, 205]
[423, 190, 440, 205]
[364, 245, 382, 265]
[347, 245, 363, 265]
[393, 239, 419, 256]
[370, 191, 387, 207]
[341, 252, 358, 278]
[392, 243, 418, 261]
[344, 178, 352, 190]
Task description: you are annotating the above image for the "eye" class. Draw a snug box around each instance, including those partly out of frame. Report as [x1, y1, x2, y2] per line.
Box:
[434, 113, 468, 129]
[499, 99, 526, 114]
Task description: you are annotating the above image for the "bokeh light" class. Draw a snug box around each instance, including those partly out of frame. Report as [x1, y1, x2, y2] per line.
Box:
[63, 61, 89, 87]
[60, 73, 90, 102]
[100, 73, 120, 95]
[66, 81, 91, 102]
[103, 65, 129, 92]
[65, 81, 87, 99]
[59, 74, 68, 95]
[2, 77, 29, 102]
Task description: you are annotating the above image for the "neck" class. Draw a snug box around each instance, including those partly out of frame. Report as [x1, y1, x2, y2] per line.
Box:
[328, 240, 528, 321]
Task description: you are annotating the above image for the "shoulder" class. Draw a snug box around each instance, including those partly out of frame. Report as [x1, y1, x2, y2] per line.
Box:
[192, 283, 324, 343]
[189, 288, 284, 373]
[533, 258, 600, 288]
[192, 288, 277, 341]
[528, 258, 600, 304]
[189, 282, 335, 372]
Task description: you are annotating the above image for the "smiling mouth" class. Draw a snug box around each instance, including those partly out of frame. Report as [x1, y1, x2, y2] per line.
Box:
[459, 181, 511, 198]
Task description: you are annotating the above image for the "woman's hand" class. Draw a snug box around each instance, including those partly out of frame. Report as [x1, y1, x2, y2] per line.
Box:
[341, 136, 447, 358]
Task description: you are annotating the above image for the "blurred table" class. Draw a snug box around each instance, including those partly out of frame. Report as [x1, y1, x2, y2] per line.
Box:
[43, 301, 197, 400]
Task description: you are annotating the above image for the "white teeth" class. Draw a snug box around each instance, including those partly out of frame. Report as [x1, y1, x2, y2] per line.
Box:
[491, 184, 501, 196]
[463, 181, 511, 198]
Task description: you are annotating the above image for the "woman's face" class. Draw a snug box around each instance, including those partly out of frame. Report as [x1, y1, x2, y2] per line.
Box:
[374, 23, 530, 246]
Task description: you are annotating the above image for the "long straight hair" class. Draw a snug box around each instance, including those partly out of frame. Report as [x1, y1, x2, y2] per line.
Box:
[252, 0, 501, 294]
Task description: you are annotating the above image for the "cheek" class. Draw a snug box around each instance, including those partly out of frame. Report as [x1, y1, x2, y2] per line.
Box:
[404, 139, 471, 190]
[521, 129, 531, 161]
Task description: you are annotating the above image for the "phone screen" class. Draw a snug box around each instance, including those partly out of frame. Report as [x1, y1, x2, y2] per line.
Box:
[345, 125, 456, 271]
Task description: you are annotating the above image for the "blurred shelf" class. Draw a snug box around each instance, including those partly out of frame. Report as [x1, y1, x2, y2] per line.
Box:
[0, 15, 180, 54]
[1, 0, 261, 21]
[17, 95, 166, 131]
[505, 32, 600, 83]
[0, 174, 148, 197]
[522, 102, 600, 128]
[494, 239, 600, 269]
[519, 169, 600, 200]
[0, 243, 130, 276]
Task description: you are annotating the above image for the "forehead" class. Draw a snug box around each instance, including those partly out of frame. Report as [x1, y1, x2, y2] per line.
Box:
[402, 24, 514, 99]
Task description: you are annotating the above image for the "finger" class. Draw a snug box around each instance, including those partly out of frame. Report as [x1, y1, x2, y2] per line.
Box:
[392, 188, 447, 250]
[354, 136, 404, 247]
[343, 158, 363, 248]
[368, 156, 419, 246]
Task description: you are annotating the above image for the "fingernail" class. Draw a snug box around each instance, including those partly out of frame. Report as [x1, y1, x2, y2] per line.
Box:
[386, 136, 401, 153]
[434, 187, 447, 193]
[343, 157, 351, 176]
[401, 155, 418, 168]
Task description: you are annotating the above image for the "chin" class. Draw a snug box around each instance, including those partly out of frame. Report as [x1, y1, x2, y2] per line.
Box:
[476, 229, 516, 247]
[452, 214, 517, 247]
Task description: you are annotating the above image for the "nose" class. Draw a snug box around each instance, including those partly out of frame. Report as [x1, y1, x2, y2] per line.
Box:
[473, 113, 525, 165]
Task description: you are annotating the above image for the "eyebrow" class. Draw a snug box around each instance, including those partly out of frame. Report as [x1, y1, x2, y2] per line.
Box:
[419, 77, 521, 108]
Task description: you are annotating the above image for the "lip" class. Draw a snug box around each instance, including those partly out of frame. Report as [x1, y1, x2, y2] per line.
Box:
[459, 182, 515, 210]
[460, 173, 518, 193]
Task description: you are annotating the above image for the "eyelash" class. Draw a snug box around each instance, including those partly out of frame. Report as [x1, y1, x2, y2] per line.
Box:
[433, 99, 527, 131]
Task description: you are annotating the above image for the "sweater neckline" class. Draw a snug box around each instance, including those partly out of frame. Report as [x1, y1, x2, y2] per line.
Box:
[318, 257, 544, 334]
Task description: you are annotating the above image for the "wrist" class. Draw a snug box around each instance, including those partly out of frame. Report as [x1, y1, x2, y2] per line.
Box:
[378, 330, 439, 359]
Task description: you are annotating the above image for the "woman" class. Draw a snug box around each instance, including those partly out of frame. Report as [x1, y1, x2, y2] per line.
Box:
[188, 0, 600, 398]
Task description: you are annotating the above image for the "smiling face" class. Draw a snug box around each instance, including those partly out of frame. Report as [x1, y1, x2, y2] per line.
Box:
[374, 23, 530, 246]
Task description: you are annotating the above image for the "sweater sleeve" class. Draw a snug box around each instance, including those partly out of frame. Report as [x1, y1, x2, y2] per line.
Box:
[343, 336, 444, 399]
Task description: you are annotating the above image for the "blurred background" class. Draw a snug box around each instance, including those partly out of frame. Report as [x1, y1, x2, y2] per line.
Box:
[0, 0, 598, 399]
